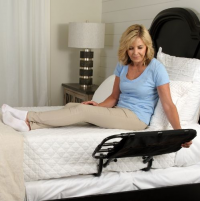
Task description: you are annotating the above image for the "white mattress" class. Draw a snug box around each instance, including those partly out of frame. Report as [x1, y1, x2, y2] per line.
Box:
[25, 162, 200, 201]
[22, 106, 181, 182]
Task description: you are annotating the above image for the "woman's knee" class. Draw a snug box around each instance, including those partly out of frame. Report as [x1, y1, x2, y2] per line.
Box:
[64, 103, 90, 114]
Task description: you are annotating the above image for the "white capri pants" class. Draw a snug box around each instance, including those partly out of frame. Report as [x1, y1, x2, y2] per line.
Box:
[28, 103, 147, 131]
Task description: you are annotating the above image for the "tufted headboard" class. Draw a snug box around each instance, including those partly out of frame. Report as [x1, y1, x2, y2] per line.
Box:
[149, 7, 200, 59]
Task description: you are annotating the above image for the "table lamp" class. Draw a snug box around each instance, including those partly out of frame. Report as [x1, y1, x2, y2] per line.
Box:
[68, 22, 105, 88]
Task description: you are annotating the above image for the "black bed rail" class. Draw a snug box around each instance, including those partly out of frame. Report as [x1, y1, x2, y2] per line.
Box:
[92, 129, 196, 176]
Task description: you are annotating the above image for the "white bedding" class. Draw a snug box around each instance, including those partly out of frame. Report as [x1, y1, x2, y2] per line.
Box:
[25, 162, 200, 201]
[22, 106, 200, 182]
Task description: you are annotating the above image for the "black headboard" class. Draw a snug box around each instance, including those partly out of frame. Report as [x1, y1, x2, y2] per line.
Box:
[149, 7, 200, 124]
[149, 7, 200, 59]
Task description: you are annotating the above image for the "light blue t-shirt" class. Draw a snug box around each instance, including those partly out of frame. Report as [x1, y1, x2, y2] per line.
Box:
[114, 58, 169, 125]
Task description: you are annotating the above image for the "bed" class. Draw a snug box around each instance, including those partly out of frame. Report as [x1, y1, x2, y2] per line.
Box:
[1, 7, 200, 201]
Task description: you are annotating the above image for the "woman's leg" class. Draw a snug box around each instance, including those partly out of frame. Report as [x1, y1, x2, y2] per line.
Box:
[28, 104, 147, 131]
[1, 103, 80, 130]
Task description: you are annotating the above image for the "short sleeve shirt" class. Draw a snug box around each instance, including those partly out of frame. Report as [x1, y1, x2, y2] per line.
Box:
[114, 58, 169, 125]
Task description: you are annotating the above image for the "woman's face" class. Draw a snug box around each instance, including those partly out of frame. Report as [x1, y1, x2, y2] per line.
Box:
[127, 37, 147, 65]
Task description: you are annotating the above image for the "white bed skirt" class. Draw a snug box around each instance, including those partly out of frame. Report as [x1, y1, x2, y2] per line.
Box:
[25, 162, 200, 201]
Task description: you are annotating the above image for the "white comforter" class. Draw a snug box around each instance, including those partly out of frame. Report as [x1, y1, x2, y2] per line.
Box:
[22, 107, 200, 182]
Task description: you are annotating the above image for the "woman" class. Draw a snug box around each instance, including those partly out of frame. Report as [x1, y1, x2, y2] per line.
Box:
[1, 24, 191, 148]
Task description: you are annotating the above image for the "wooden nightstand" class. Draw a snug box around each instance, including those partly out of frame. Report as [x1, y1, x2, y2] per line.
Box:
[62, 83, 99, 104]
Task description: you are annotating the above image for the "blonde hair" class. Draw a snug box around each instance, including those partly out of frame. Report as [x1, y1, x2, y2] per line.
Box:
[118, 24, 154, 66]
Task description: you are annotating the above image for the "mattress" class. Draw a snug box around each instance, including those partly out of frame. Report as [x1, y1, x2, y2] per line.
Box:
[25, 162, 200, 201]
[22, 106, 180, 182]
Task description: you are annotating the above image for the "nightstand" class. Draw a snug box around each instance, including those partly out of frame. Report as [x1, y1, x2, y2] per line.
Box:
[62, 83, 99, 104]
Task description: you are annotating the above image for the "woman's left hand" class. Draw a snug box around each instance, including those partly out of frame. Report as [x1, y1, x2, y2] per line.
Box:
[182, 141, 192, 148]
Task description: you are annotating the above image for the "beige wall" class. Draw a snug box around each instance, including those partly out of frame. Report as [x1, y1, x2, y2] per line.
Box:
[50, 0, 102, 106]
[100, 0, 200, 83]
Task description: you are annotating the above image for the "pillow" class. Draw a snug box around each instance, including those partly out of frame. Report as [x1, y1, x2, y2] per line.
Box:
[157, 47, 199, 82]
[152, 48, 200, 128]
[92, 75, 115, 103]
[150, 81, 193, 130]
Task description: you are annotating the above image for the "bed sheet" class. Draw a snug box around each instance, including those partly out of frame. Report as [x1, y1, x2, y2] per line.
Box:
[25, 162, 200, 201]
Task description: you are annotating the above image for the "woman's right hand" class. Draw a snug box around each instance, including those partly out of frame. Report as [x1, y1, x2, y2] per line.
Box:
[182, 140, 192, 148]
[81, 101, 99, 106]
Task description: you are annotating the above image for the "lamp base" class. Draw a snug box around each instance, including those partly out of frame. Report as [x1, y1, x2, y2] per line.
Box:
[79, 49, 93, 88]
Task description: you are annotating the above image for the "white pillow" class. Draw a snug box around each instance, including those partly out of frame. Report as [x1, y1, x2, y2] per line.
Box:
[92, 75, 115, 103]
[150, 81, 193, 129]
[157, 48, 199, 82]
[155, 48, 200, 127]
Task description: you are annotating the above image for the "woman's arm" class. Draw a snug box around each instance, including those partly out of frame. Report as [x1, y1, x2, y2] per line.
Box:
[157, 83, 192, 148]
[82, 76, 121, 108]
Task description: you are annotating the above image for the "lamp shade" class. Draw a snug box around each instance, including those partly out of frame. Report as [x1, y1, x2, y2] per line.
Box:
[68, 22, 105, 49]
